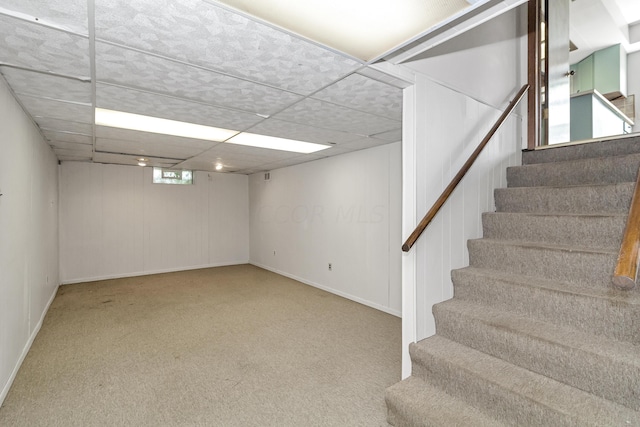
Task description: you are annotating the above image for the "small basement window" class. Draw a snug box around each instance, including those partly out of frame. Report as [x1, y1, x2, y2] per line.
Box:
[152, 167, 193, 185]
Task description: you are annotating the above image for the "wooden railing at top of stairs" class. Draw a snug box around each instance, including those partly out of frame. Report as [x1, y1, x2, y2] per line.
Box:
[612, 167, 640, 290]
[401, 84, 529, 253]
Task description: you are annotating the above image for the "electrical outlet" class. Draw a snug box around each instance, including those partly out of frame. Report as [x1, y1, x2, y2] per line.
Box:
[328, 263, 332, 271]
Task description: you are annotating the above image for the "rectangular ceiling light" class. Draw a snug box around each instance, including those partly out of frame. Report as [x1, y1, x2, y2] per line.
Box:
[95, 108, 239, 142]
[226, 132, 331, 154]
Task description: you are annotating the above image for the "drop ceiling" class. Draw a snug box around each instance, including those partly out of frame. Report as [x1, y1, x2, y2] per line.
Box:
[0, 0, 516, 174]
[0, 0, 481, 174]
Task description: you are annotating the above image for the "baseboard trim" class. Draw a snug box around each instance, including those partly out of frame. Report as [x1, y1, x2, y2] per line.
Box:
[60, 260, 250, 285]
[0, 282, 59, 407]
[251, 262, 401, 318]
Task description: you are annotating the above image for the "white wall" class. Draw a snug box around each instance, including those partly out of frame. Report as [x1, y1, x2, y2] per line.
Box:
[249, 143, 402, 316]
[0, 78, 59, 404]
[628, 51, 640, 133]
[398, 5, 527, 376]
[59, 164, 249, 283]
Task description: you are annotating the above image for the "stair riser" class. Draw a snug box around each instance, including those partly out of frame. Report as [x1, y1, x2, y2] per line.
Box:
[468, 240, 617, 289]
[385, 379, 507, 427]
[451, 269, 640, 344]
[433, 303, 640, 410]
[495, 183, 633, 214]
[508, 153, 640, 188]
[523, 137, 640, 165]
[482, 213, 625, 250]
[386, 393, 428, 427]
[411, 344, 589, 426]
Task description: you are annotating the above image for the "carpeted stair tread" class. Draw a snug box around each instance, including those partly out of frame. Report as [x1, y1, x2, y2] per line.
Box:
[385, 376, 508, 427]
[410, 336, 640, 426]
[387, 138, 640, 425]
[452, 267, 640, 343]
[495, 182, 634, 214]
[482, 211, 626, 250]
[467, 238, 617, 288]
[433, 299, 640, 409]
[507, 152, 640, 188]
[522, 136, 640, 165]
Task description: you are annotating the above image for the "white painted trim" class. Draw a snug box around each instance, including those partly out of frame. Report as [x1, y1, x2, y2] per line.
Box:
[401, 83, 418, 379]
[60, 260, 250, 285]
[251, 262, 402, 318]
[0, 283, 58, 407]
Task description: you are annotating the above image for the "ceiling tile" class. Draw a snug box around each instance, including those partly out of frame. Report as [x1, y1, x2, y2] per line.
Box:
[95, 43, 302, 115]
[273, 98, 401, 136]
[48, 140, 93, 152]
[92, 152, 180, 168]
[2, 67, 91, 103]
[312, 73, 402, 120]
[96, 82, 264, 131]
[0, 0, 88, 35]
[254, 153, 329, 171]
[171, 159, 222, 172]
[0, 15, 90, 76]
[325, 136, 392, 156]
[58, 155, 92, 162]
[177, 157, 264, 173]
[53, 148, 93, 159]
[96, 126, 218, 151]
[43, 130, 92, 145]
[245, 118, 361, 145]
[371, 128, 402, 142]
[196, 143, 301, 163]
[94, 0, 361, 93]
[96, 138, 208, 160]
[18, 95, 93, 123]
[175, 142, 306, 172]
[35, 117, 93, 135]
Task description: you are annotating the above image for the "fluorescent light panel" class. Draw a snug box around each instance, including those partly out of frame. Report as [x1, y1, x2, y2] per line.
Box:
[95, 109, 330, 154]
[95, 108, 238, 142]
[226, 132, 330, 154]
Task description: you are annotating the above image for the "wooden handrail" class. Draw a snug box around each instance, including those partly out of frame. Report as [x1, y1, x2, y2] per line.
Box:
[612, 167, 640, 290]
[402, 84, 530, 252]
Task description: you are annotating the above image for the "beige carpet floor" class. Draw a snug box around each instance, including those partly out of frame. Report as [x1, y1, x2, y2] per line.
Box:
[0, 264, 401, 426]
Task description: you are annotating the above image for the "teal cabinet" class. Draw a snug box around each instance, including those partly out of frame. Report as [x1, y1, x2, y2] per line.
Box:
[570, 44, 627, 98]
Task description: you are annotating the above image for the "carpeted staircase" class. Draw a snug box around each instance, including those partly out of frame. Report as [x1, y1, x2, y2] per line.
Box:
[386, 136, 640, 426]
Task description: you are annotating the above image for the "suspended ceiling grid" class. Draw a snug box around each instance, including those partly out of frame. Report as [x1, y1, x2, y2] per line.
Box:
[0, 0, 414, 174]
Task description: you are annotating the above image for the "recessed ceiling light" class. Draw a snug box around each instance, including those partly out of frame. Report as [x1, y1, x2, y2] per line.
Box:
[226, 132, 331, 154]
[215, 163, 223, 171]
[137, 157, 148, 167]
[95, 108, 238, 142]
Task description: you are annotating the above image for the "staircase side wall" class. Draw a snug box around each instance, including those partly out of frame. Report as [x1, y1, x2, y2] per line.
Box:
[399, 6, 528, 377]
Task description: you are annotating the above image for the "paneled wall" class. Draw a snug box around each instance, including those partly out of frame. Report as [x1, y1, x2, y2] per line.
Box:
[59, 164, 249, 283]
[398, 5, 527, 375]
[249, 143, 402, 316]
[0, 78, 59, 404]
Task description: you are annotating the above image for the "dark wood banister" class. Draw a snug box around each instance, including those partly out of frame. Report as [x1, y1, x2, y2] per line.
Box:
[402, 84, 530, 252]
[612, 167, 640, 290]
